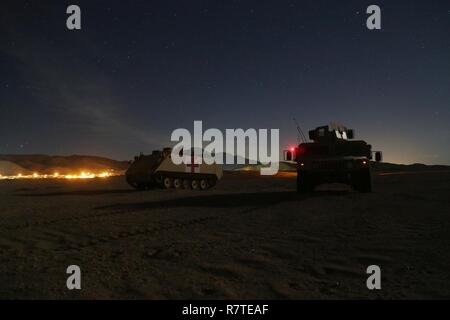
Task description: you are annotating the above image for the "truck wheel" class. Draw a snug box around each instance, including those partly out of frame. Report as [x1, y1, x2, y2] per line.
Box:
[199, 179, 208, 190]
[173, 178, 182, 189]
[183, 179, 191, 189]
[163, 177, 173, 189]
[352, 169, 372, 192]
[191, 180, 200, 190]
[297, 171, 315, 193]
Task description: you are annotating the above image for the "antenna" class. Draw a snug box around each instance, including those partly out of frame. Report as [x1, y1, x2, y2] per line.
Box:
[293, 117, 307, 143]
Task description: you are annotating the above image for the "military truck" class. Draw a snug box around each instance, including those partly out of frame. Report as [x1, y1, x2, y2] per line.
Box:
[126, 148, 223, 190]
[284, 123, 382, 193]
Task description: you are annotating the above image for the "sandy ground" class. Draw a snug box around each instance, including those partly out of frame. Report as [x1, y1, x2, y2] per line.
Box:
[0, 171, 449, 299]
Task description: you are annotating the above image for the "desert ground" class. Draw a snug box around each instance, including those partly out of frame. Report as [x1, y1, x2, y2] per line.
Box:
[0, 170, 449, 299]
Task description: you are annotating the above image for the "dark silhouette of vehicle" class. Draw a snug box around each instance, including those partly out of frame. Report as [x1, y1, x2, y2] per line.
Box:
[284, 123, 382, 193]
[126, 148, 223, 190]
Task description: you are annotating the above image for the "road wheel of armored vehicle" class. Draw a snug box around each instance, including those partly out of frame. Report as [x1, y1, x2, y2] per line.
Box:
[297, 171, 315, 193]
[163, 177, 173, 189]
[208, 178, 216, 188]
[199, 179, 208, 190]
[351, 169, 372, 193]
[173, 178, 183, 189]
[154, 173, 163, 186]
[135, 182, 147, 190]
[191, 180, 200, 190]
[183, 179, 191, 189]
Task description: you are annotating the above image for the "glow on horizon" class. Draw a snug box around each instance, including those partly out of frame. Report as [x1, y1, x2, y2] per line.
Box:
[0, 170, 120, 180]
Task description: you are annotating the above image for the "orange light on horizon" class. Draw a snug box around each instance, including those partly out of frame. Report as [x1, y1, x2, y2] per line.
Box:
[0, 170, 121, 180]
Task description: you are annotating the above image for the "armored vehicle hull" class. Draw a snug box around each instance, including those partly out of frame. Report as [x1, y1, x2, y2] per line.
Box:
[126, 148, 223, 190]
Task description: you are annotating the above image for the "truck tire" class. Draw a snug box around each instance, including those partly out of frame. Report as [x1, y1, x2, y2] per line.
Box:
[352, 169, 372, 192]
[297, 171, 315, 193]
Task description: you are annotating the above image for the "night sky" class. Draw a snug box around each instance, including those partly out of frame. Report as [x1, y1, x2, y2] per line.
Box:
[1, 1, 449, 164]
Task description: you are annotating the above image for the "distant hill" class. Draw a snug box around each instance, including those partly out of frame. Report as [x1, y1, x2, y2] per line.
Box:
[371, 162, 450, 172]
[2, 153, 448, 177]
[231, 161, 450, 173]
[0, 161, 31, 176]
[0, 154, 130, 175]
[232, 161, 297, 172]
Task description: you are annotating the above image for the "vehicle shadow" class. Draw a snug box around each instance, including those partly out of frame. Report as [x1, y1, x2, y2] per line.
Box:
[95, 190, 350, 211]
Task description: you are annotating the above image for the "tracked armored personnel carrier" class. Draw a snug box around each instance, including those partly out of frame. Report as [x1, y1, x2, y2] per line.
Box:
[126, 148, 223, 190]
[284, 123, 382, 193]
